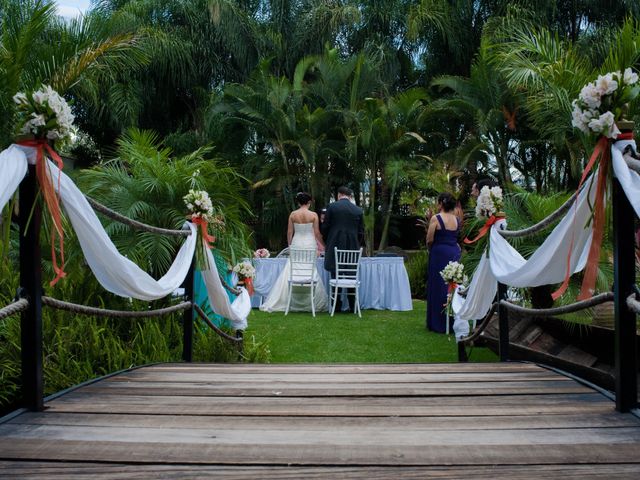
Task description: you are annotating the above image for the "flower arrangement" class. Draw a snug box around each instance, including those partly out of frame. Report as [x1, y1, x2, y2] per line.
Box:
[440, 261, 467, 286]
[183, 189, 214, 222]
[571, 68, 639, 138]
[440, 261, 467, 319]
[233, 261, 255, 280]
[254, 248, 270, 259]
[13, 85, 75, 142]
[475, 185, 504, 220]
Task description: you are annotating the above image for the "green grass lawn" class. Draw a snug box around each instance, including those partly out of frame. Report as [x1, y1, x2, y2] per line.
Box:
[244, 300, 498, 363]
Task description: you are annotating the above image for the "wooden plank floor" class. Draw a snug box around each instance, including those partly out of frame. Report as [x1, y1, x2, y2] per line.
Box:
[1, 362, 640, 478]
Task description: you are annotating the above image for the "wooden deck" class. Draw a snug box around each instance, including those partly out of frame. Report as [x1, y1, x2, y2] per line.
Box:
[1, 362, 640, 478]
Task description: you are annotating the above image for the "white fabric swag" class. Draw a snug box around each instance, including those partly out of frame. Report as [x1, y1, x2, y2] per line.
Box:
[199, 246, 251, 330]
[611, 139, 640, 218]
[0, 145, 249, 328]
[47, 159, 198, 301]
[454, 167, 598, 325]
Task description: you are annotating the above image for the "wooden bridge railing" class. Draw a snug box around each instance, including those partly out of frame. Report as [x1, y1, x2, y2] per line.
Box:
[4, 163, 242, 412]
[459, 139, 639, 413]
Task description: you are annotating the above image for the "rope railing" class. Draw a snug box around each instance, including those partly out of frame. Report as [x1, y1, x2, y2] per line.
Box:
[193, 304, 242, 345]
[0, 298, 30, 321]
[498, 190, 578, 238]
[219, 275, 243, 295]
[458, 302, 498, 344]
[499, 292, 614, 316]
[86, 196, 191, 237]
[87, 196, 243, 294]
[41, 296, 192, 318]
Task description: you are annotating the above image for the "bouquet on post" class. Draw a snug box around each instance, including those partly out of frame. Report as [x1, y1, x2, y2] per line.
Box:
[440, 261, 467, 319]
[13, 85, 76, 286]
[232, 261, 256, 295]
[183, 189, 217, 268]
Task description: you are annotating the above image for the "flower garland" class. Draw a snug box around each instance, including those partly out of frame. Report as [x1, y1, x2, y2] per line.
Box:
[233, 261, 256, 295]
[464, 186, 505, 245]
[556, 68, 639, 301]
[13, 85, 76, 286]
[254, 248, 270, 259]
[440, 261, 467, 318]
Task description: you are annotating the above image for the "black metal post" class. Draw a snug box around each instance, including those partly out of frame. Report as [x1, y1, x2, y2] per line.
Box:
[457, 341, 468, 362]
[182, 258, 195, 362]
[612, 176, 638, 412]
[19, 165, 44, 411]
[497, 282, 509, 362]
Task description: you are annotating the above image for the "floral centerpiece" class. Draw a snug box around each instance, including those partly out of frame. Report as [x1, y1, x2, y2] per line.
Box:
[440, 261, 467, 319]
[13, 85, 76, 286]
[233, 260, 256, 295]
[558, 68, 639, 301]
[254, 248, 270, 259]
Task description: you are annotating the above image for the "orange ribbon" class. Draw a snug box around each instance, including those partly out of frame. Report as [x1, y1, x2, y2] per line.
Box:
[17, 139, 66, 286]
[447, 282, 458, 294]
[243, 277, 255, 296]
[552, 132, 634, 300]
[463, 215, 505, 244]
[191, 216, 216, 248]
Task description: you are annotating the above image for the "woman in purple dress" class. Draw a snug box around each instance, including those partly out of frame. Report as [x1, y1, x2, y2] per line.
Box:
[426, 192, 461, 333]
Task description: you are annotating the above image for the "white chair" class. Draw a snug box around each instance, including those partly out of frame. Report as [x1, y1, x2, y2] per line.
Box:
[329, 247, 362, 317]
[285, 248, 319, 317]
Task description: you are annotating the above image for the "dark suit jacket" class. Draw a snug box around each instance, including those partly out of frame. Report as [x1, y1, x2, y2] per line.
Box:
[321, 198, 364, 272]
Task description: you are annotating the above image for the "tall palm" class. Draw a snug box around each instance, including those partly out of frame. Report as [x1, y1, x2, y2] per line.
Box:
[430, 38, 519, 189]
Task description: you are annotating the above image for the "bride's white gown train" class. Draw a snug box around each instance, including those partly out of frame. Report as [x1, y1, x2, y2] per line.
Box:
[260, 223, 328, 312]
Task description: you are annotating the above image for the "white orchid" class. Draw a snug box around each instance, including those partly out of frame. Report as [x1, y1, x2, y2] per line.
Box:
[14, 85, 75, 142]
[623, 67, 639, 85]
[475, 185, 503, 220]
[571, 69, 639, 139]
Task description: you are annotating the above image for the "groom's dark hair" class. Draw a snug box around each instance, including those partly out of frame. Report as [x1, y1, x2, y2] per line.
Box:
[337, 186, 353, 197]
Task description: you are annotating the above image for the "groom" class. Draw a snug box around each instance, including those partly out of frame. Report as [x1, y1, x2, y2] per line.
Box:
[321, 186, 364, 313]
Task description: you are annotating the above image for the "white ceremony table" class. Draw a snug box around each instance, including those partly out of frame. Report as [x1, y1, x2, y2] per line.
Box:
[252, 256, 413, 311]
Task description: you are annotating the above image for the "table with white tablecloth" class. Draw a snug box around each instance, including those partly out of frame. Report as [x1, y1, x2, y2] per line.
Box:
[252, 256, 413, 311]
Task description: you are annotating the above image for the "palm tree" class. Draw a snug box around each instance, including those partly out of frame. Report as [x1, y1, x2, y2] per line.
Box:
[430, 38, 519, 190]
[78, 128, 252, 276]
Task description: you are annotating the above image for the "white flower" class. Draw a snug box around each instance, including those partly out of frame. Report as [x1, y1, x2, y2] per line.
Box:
[12, 92, 28, 105]
[30, 113, 46, 127]
[623, 67, 638, 85]
[594, 73, 618, 96]
[579, 83, 601, 109]
[588, 111, 619, 138]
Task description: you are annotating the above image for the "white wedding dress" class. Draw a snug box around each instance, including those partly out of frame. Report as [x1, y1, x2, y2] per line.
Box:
[260, 223, 329, 312]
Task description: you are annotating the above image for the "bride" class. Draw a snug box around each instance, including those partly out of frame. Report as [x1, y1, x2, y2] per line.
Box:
[260, 192, 329, 312]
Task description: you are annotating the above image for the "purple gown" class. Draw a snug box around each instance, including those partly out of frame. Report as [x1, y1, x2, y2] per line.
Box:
[426, 214, 461, 333]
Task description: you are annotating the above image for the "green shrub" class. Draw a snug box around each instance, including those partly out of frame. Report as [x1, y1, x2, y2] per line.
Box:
[406, 248, 428, 299]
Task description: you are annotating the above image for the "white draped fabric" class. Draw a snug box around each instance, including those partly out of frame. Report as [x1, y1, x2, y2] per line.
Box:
[199, 247, 251, 330]
[611, 139, 640, 218]
[0, 145, 250, 328]
[48, 160, 198, 301]
[453, 169, 598, 325]
[0, 145, 28, 212]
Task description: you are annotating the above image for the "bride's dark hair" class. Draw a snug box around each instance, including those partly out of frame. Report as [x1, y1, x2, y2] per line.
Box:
[295, 192, 312, 205]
